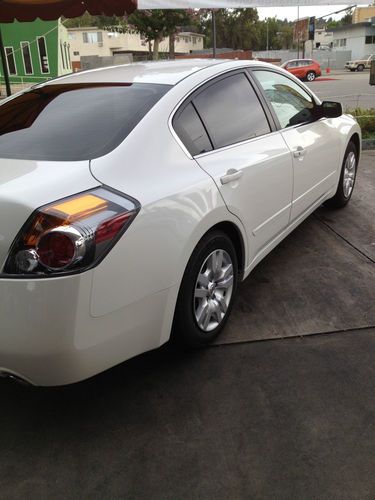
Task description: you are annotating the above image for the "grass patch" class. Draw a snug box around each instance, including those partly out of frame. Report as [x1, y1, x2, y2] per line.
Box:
[346, 108, 375, 139]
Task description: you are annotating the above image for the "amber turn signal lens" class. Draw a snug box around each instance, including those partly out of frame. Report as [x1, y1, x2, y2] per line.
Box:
[48, 194, 108, 222]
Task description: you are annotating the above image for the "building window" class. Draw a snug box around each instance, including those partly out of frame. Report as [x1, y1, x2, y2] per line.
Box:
[21, 41, 33, 75]
[339, 38, 346, 47]
[5, 47, 17, 75]
[82, 32, 103, 44]
[37, 36, 50, 74]
[60, 42, 65, 69]
[68, 32, 76, 40]
[73, 51, 80, 56]
[64, 42, 71, 69]
[365, 35, 375, 44]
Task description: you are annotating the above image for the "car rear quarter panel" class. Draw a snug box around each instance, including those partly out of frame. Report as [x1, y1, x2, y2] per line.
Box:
[89, 78, 248, 337]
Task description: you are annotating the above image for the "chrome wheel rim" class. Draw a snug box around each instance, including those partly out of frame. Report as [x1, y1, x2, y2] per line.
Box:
[307, 72, 315, 81]
[194, 249, 234, 332]
[343, 151, 356, 198]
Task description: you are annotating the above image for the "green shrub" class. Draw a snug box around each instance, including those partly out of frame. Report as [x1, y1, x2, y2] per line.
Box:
[346, 108, 375, 139]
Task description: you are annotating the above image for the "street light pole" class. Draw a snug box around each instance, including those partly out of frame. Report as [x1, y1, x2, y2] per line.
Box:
[0, 25, 11, 96]
[297, 5, 300, 59]
[212, 9, 217, 58]
[266, 19, 269, 56]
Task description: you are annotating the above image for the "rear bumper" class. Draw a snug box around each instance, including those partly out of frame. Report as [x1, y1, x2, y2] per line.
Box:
[0, 272, 171, 386]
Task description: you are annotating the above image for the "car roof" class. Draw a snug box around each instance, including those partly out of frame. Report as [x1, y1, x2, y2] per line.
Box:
[44, 59, 272, 86]
[285, 59, 312, 63]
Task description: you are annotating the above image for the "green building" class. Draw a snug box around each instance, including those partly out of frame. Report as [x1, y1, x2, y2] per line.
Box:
[0, 18, 72, 93]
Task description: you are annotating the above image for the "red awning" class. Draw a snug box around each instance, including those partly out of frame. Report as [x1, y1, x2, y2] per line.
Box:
[0, 0, 137, 23]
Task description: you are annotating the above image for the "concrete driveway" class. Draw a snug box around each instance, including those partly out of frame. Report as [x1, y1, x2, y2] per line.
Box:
[0, 152, 374, 500]
[220, 150, 375, 344]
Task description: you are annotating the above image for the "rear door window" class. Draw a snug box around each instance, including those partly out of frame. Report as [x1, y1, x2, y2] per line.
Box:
[173, 102, 212, 156]
[192, 72, 271, 149]
[0, 82, 171, 161]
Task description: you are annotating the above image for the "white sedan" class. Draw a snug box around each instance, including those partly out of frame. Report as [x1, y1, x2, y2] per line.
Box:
[0, 60, 361, 386]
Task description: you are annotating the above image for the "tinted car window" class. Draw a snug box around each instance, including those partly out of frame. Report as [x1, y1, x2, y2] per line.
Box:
[0, 82, 171, 161]
[173, 102, 212, 156]
[193, 73, 270, 149]
[254, 70, 315, 128]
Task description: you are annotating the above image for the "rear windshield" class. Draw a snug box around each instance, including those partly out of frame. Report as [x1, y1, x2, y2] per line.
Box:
[0, 82, 171, 161]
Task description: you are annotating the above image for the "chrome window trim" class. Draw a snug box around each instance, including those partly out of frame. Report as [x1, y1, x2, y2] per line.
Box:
[194, 129, 283, 160]
[168, 64, 276, 160]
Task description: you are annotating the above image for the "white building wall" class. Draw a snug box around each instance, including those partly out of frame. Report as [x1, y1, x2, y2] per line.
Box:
[68, 28, 204, 62]
[332, 25, 375, 60]
[58, 19, 73, 75]
[314, 29, 333, 47]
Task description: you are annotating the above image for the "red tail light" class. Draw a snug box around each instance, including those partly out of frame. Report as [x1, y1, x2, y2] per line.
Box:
[3, 188, 140, 277]
[38, 230, 76, 270]
[95, 212, 133, 245]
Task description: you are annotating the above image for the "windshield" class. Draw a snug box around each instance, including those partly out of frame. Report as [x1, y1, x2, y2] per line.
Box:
[0, 82, 171, 161]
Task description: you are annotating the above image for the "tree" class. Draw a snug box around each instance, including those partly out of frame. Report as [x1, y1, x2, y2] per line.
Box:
[127, 10, 195, 60]
[198, 9, 259, 50]
[197, 10, 295, 52]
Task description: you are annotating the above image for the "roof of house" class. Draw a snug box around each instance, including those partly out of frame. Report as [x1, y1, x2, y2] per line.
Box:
[330, 21, 374, 32]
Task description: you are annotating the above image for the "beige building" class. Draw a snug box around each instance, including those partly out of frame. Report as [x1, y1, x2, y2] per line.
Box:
[68, 27, 204, 65]
[352, 6, 375, 24]
[314, 28, 333, 48]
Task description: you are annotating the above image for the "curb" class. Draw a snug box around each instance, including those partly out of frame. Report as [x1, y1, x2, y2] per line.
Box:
[363, 139, 375, 150]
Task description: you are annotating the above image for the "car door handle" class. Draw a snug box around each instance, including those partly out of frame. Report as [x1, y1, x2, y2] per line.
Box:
[220, 169, 243, 185]
[293, 146, 306, 159]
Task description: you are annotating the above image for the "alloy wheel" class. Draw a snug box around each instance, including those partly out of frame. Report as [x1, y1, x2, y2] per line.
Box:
[194, 249, 234, 332]
[343, 151, 356, 198]
[306, 72, 315, 81]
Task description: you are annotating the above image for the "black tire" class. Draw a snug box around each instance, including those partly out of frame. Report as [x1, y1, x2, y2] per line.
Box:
[349, 69, 355, 72]
[172, 230, 238, 348]
[357, 64, 364, 72]
[306, 71, 316, 81]
[325, 142, 358, 209]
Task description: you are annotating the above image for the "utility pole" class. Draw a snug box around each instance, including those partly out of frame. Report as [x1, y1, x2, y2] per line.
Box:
[0, 25, 11, 97]
[266, 19, 269, 56]
[297, 5, 300, 59]
[212, 10, 217, 58]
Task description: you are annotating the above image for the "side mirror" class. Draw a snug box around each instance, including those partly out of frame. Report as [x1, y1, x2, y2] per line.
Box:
[321, 101, 342, 118]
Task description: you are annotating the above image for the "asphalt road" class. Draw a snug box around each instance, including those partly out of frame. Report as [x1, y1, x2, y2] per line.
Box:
[0, 152, 374, 499]
[306, 70, 375, 110]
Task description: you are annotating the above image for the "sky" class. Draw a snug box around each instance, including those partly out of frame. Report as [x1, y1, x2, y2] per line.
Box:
[257, 5, 350, 21]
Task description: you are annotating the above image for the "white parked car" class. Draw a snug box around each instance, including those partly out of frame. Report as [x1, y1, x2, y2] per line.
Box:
[345, 54, 375, 71]
[0, 60, 361, 386]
